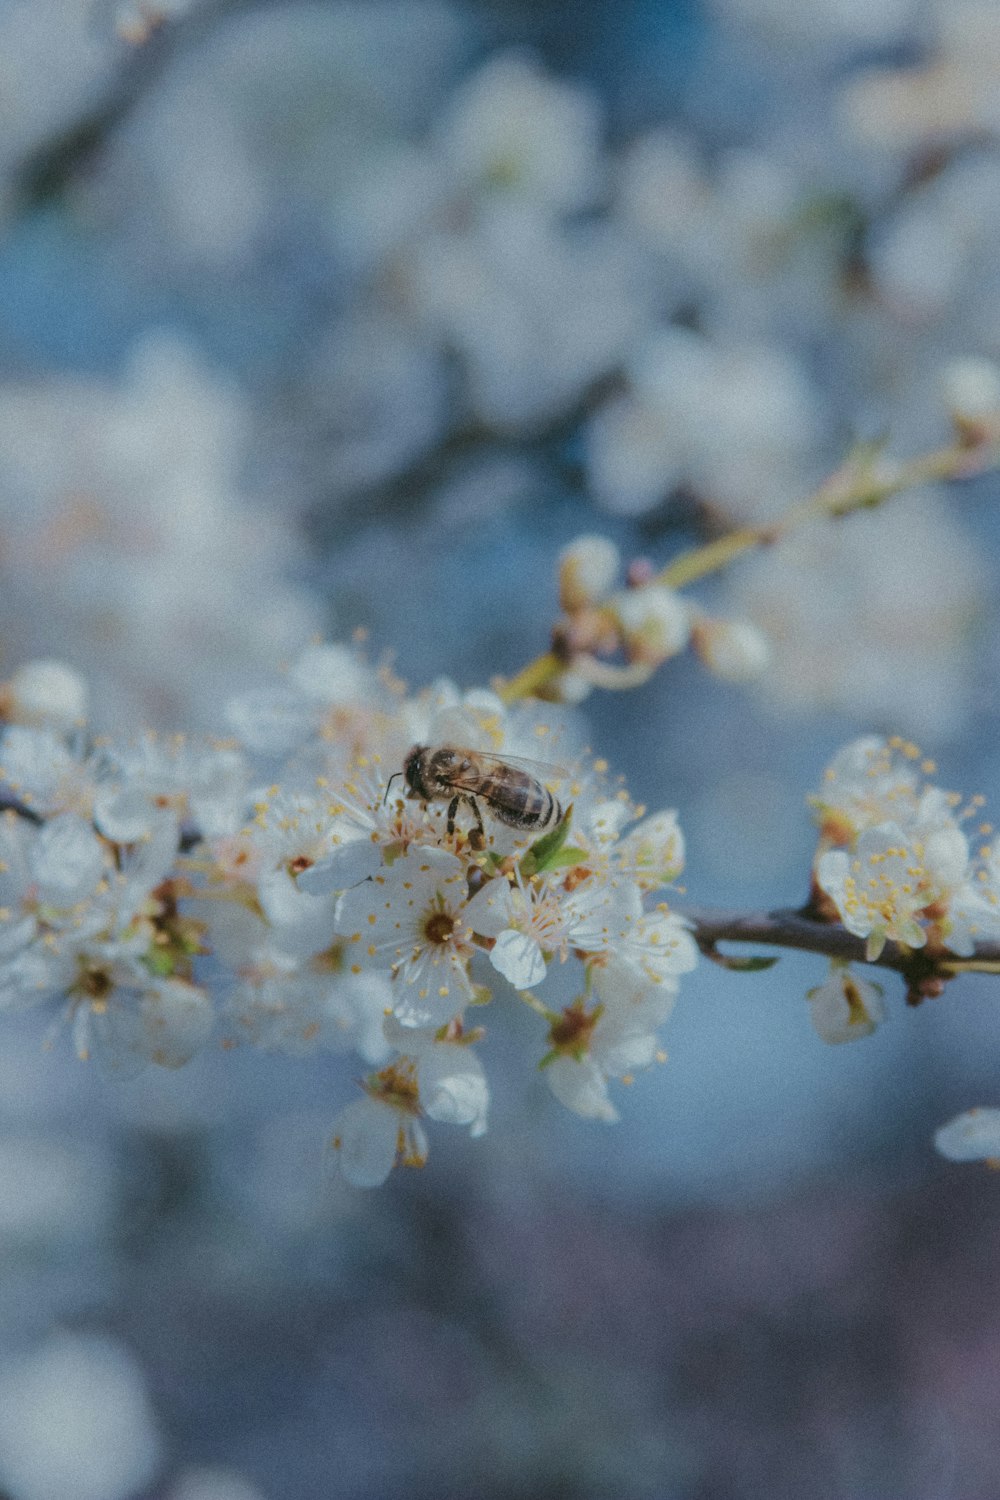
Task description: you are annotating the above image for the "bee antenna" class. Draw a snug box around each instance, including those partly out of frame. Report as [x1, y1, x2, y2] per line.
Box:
[383, 771, 404, 807]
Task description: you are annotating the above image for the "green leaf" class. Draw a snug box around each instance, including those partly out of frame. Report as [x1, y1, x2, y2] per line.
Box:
[520, 804, 574, 877]
[537, 845, 588, 873]
[710, 953, 779, 973]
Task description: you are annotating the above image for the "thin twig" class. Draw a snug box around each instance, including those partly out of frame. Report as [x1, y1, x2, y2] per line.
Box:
[499, 433, 1000, 704]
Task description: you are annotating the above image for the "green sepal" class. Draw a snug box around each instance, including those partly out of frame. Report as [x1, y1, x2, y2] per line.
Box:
[520, 804, 574, 877]
[142, 949, 176, 978]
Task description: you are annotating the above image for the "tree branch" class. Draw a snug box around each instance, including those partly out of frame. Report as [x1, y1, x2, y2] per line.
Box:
[679, 904, 1000, 1000]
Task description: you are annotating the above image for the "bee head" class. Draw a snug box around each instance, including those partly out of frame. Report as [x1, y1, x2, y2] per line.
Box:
[403, 745, 427, 793]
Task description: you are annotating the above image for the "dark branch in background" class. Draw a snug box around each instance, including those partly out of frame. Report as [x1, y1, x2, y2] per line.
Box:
[300, 368, 630, 547]
[9, 0, 276, 212]
[0, 791, 42, 825]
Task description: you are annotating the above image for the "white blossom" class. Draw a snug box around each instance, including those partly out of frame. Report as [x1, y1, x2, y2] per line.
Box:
[435, 52, 604, 215]
[812, 739, 1000, 960]
[807, 964, 886, 1043]
[614, 809, 686, 890]
[335, 847, 477, 1027]
[328, 1064, 429, 1188]
[383, 1018, 489, 1135]
[546, 1052, 620, 1123]
[817, 824, 930, 960]
[466, 872, 643, 990]
[228, 968, 392, 1064]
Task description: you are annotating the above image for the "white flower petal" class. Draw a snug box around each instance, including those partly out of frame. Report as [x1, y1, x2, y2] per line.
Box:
[291, 643, 370, 704]
[392, 977, 466, 1030]
[258, 868, 338, 953]
[7, 660, 88, 730]
[807, 967, 886, 1044]
[138, 981, 213, 1068]
[465, 879, 516, 938]
[616, 808, 685, 887]
[490, 928, 547, 988]
[418, 1046, 489, 1135]
[329, 1097, 400, 1188]
[594, 1028, 659, 1076]
[545, 1054, 619, 1122]
[225, 688, 318, 754]
[31, 817, 106, 906]
[92, 784, 162, 844]
[297, 839, 383, 895]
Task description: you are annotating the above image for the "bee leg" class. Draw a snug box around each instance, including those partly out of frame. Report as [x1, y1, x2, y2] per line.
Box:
[446, 796, 461, 835]
[467, 797, 486, 852]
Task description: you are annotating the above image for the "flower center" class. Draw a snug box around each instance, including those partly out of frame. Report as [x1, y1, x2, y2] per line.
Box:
[548, 1000, 602, 1056]
[367, 1061, 421, 1113]
[76, 963, 113, 1003]
[424, 910, 456, 946]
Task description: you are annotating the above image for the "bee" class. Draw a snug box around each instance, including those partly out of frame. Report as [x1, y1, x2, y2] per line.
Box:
[385, 745, 563, 850]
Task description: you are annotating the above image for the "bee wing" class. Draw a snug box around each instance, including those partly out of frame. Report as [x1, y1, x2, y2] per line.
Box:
[488, 750, 569, 778]
[441, 749, 569, 788]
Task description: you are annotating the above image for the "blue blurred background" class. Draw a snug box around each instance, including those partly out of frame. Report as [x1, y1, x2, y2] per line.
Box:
[1, 1, 1000, 1496]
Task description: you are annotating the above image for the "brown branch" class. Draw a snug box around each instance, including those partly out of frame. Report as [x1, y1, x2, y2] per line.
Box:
[679, 904, 1000, 1002]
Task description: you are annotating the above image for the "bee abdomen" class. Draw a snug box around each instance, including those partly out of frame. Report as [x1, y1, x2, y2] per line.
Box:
[490, 781, 560, 831]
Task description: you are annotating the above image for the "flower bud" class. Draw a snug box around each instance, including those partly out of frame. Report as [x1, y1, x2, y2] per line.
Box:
[691, 616, 771, 682]
[934, 1107, 1000, 1163]
[5, 659, 89, 731]
[941, 357, 1000, 445]
[610, 584, 689, 664]
[807, 964, 885, 1044]
[557, 535, 620, 612]
[551, 666, 594, 704]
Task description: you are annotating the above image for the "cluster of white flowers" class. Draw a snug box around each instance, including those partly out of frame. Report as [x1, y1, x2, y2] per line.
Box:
[7, 657, 1000, 1182]
[800, 735, 1000, 1054]
[0, 644, 696, 1188]
[811, 735, 1000, 964]
[799, 737, 1000, 1162]
[0, 335, 321, 733]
